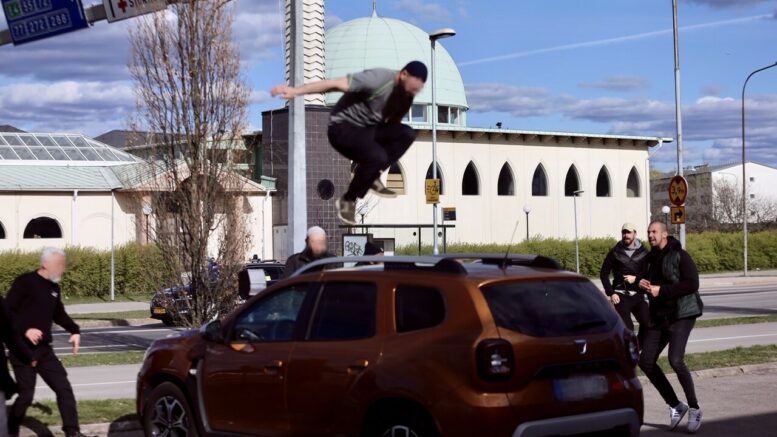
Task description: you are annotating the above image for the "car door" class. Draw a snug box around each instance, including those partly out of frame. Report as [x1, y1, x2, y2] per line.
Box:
[286, 280, 384, 435]
[199, 282, 313, 436]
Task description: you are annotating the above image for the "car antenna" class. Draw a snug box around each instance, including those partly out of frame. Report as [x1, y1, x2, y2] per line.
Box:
[501, 219, 520, 271]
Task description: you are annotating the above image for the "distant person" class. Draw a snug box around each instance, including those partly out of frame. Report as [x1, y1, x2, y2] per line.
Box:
[639, 221, 704, 433]
[599, 223, 650, 344]
[282, 226, 334, 278]
[5, 247, 90, 437]
[271, 61, 427, 224]
[356, 242, 385, 266]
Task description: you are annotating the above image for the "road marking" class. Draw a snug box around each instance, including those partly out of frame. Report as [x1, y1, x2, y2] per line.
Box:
[690, 333, 777, 343]
[36, 380, 136, 390]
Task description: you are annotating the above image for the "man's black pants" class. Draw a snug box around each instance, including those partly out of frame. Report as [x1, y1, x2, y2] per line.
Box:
[328, 121, 416, 201]
[613, 292, 650, 346]
[638, 318, 699, 409]
[9, 346, 79, 435]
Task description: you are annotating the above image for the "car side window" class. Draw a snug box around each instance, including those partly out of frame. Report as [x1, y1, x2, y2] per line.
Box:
[395, 285, 446, 333]
[233, 284, 309, 342]
[308, 282, 377, 341]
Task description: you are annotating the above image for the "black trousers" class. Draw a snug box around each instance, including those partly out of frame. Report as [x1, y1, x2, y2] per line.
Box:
[9, 346, 79, 435]
[613, 292, 650, 346]
[638, 318, 699, 409]
[328, 122, 416, 201]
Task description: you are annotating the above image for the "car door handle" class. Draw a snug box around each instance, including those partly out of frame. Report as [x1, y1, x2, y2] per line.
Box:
[347, 359, 369, 375]
[264, 360, 284, 375]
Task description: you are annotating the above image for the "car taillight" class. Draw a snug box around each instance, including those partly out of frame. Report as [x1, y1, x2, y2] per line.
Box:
[624, 330, 639, 366]
[476, 339, 514, 381]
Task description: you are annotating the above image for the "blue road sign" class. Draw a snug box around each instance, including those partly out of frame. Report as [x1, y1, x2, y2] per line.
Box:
[2, 0, 89, 45]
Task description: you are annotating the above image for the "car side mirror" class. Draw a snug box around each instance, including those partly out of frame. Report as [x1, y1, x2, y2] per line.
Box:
[201, 320, 224, 343]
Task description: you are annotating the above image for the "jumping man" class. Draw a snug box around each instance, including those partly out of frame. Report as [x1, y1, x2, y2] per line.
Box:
[271, 61, 427, 224]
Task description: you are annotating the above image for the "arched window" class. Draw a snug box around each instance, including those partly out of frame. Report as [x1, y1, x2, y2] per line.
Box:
[425, 162, 445, 195]
[0, 221, 5, 239]
[627, 167, 641, 198]
[564, 165, 581, 197]
[387, 163, 406, 195]
[23, 217, 62, 239]
[462, 161, 480, 196]
[497, 163, 515, 196]
[532, 164, 548, 196]
[596, 166, 611, 197]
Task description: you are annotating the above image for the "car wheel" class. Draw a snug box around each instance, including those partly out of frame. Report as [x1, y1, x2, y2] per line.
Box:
[367, 408, 438, 437]
[143, 382, 198, 437]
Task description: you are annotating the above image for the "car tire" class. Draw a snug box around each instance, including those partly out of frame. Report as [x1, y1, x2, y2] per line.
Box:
[366, 407, 439, 437]
[143, 382, 199, 437]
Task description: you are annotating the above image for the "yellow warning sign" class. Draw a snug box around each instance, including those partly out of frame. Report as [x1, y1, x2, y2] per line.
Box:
[670, 206, 686, 224]
[425, 179, 440, 204]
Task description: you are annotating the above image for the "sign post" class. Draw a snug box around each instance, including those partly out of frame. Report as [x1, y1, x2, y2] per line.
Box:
[103, 0, 165, 23]
[668, 175, 689, 229]
[2, 0, 89, 45]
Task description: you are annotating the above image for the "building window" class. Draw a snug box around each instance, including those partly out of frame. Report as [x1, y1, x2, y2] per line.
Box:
[450, 107, 460, 125]
[750, 177, 755, 182]
[0, 221, 5, 239]
[564, 165, 581, 197]
[405, 104, 427, 123]
[626, 167, 641, 198]
[438, 105, 449, 124]
[596, 166, 611, 197]
[426, 162, 445, 195]
[387, 163, 406, 195]
[750, 193, 756, 199]
[23, 217, 62, 239]
[532, 164, 548, 196]
[497, 163, 515, 196]
[462, 161, 480, 196]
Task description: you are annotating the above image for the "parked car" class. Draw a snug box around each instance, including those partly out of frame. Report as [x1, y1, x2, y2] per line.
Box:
[137, 254, 642, 437]
[150, 261, 285, 326]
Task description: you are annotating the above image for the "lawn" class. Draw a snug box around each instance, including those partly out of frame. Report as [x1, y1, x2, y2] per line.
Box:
[60, 351, 146, 368]
[24, 399, 137, 428]
[70, 310, 151, 321]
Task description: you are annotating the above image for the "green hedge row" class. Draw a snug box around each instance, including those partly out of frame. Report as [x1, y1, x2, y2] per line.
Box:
[396, 231, 777, 278]
[0, 244, 166, 299]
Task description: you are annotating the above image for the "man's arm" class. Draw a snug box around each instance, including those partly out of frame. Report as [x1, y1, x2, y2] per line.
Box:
[53, 297, 80, 335]
[271, 77, 349, 100]
[599, 251, 615, 296]
[660, 251, 700, 298]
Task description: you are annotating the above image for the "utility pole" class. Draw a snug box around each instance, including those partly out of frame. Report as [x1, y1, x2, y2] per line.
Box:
[288, 0, 308, 255]
[672, 0, 686, 248]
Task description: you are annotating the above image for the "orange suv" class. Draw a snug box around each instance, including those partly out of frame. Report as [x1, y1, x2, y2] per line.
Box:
[136, 254, 643, 437]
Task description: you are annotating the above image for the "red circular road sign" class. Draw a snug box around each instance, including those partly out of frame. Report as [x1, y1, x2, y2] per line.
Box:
[668, 175, 688, 206]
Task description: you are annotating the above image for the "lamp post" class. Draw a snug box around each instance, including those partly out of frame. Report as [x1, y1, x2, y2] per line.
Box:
[662, 205, 671, 225]
[523, 204, 532, 240]
[573, 190, 584, 273]
[429, 27, 456, 255]
[741, 61, 777, 277]
[142, 204, 153, 244]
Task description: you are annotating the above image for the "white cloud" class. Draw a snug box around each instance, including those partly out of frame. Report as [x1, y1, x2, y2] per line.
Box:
[578, 76, 649, 91]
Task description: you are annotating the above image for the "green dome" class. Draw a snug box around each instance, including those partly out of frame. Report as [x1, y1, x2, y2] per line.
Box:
[324, 10, 468, 122]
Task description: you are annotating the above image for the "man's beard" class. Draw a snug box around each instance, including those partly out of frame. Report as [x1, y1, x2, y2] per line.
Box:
[49, 275, 62, 284]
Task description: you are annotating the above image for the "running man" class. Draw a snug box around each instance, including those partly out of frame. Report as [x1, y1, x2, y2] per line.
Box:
[271, 61, 427, 224]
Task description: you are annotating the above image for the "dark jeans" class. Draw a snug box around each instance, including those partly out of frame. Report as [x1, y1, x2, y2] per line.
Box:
[9, 346, 79, 435]
[638, 318, 699, 409]
[328, 121, 416, 201]
[613, 293, 650, 346]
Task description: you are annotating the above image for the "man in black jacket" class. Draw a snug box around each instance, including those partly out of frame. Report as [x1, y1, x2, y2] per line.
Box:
[0, 297, 34, 436]
[5, 247, 88, 437]
[600, 222, 650, 344]
[282, 226, 334, 278]
[638, 221, 703, 434]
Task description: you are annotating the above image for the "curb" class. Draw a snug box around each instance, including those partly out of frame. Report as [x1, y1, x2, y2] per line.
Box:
[638, 361, 777, 385]
[20, 420, 141, 437]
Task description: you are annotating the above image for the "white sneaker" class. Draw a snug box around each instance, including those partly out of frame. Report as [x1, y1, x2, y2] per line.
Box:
[336, 197, 357, 225]
[687, 407, 702, 433]
[669, 402, 689, 430]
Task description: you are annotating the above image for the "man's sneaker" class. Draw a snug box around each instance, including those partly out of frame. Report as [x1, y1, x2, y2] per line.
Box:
[370, 178, 397, 198]
[669, 402, 689, 430]
[687, 407, 702, 433]
[336, 197, 357, 225]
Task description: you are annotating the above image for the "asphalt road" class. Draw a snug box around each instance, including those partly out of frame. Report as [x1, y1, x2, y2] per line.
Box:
[51, 325, 182, 354]
[698, 284, 777, 319]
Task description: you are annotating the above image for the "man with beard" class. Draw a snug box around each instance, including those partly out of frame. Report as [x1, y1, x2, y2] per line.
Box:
[271, 61, 427, 224]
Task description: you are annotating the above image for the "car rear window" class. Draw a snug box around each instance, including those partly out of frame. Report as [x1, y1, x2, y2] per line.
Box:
[395, 285, 445, 333]
[480, 279, 618, 337]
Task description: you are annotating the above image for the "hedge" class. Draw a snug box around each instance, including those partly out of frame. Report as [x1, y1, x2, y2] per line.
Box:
[396, 231, 777, 278]
[0, 244, 166, 299]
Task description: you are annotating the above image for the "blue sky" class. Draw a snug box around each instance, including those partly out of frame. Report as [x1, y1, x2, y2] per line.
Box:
[1, 0, 776, 171]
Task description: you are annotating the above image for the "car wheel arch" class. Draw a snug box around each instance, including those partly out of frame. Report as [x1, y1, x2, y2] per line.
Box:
[362, 397, 440, 437]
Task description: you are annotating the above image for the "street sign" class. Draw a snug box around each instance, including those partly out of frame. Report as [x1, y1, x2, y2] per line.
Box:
[670, 206, 686, 225]
[425, 179, 440, 204]
[442, 207, 456, 221]
[2, 0, 89, 45]
[103, 0, 165, 23]
[668, 175, 688, 206]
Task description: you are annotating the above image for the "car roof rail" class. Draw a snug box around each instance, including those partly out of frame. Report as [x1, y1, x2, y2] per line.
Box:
[438, 253, 563, 270]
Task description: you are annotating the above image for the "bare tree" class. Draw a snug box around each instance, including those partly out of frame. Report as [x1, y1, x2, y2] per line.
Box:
[713, 178, 777, 229]
[128, 0, 251, 327]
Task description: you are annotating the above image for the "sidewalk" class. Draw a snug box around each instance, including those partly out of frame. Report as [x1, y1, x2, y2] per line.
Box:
[65, 301, 149, 315]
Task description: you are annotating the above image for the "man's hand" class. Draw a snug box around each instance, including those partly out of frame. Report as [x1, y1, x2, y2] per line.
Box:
[639, 279, 651, 291]
[68, 334, 81, 355]
[611, 294, 621, 305]
[648, 285, 661, 298]
[270, 84, 297, 99]
[25, 328, 43, 345]
[31, 361, 37, 368]
[624, 275, 636, 284]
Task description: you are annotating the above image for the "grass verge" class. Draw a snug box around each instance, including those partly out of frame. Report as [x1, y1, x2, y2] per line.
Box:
[694, 314, 777, 328]
[639, 344, 777, 376]
[61, 295, 148, 305]
[59, 351, 146, 368]
[70, 310, 151, 321]
[24, 399, 136, 428]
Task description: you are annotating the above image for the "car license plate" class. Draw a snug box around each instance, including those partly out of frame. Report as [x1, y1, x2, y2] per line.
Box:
[553, 375, 608, 402]
[153, 308, 167, 315]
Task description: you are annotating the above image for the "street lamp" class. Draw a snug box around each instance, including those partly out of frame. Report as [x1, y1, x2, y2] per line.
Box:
[662, 205, 671, 225]
[523, 204, 532, 240]
[142, 204, 153, 244]
[573, 190, 584, 273]
[429, 27, 456, 255]
[741, 61, 777, 276]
